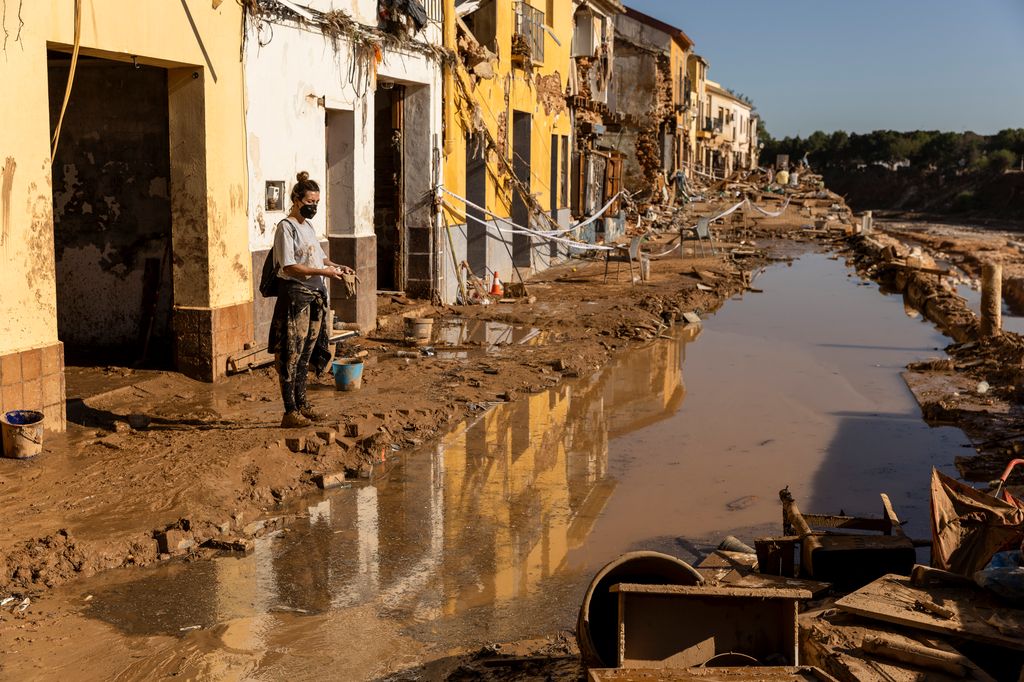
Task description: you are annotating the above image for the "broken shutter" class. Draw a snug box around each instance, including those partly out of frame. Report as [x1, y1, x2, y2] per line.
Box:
[604, 152, 622, 214]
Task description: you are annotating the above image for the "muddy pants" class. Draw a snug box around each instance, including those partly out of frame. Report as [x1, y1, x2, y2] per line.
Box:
[274, 295, 324, 413]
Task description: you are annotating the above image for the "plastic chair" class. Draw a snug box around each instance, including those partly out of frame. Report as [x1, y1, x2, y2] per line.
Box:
[681, 217, 716, 257]
[604, 236, 643, 286]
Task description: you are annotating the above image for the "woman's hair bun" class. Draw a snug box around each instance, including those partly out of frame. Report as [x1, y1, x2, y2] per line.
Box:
[296, 171, 310, 182]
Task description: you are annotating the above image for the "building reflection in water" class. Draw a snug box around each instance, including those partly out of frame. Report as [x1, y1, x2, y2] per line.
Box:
[90, 326, 697, 638]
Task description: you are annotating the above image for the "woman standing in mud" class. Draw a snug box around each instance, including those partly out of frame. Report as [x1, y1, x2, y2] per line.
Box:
[270, 172, 353, 428]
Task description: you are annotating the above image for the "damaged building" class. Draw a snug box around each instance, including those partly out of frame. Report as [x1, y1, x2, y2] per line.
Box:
[441, 0, 576, 300]
[244, 0, 444, 332]
[601, 7, 693, 201]
[705, 80, 760, 178]
[566, 0, 626, 242]
[0, 0, 742, 434]
[0, 1, 252, 430]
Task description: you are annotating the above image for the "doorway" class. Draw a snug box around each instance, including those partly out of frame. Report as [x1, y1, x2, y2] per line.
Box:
[374, 84, 405, 292]
[47, 52, 174, 368]
[511, 111, 532, 267]
[466, 134, 488, 275]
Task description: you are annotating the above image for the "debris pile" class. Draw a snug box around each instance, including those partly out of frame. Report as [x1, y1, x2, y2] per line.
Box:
[574, 479, 1024, 681]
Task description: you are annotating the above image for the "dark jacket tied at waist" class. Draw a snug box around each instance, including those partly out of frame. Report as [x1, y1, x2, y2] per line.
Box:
[268, 281, 332, 376]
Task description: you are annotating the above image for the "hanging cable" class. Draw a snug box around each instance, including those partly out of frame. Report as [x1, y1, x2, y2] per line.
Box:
[51, 0, 83, 161]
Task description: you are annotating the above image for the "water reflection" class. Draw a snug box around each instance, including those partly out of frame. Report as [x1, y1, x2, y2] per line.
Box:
[86, 324, 697, 637]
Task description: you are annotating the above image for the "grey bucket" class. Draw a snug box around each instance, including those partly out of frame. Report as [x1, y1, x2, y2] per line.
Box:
[1, 410, 45, 459]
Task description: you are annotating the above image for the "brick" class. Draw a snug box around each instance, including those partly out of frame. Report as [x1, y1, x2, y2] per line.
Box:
[203, 537, 253, 553]
[0, 353, 21, 387]
[21, 349, 42, 382]
[303, 439, 323, 456]
[285, 437, 305, 453]
[314, 472, 348, 489]
[316, 430, 337, 444]
[157, 529, 194, 554]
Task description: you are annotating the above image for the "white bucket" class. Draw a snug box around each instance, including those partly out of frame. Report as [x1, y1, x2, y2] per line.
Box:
[404, 317, 434, 346]
[1, 410, 45, 459]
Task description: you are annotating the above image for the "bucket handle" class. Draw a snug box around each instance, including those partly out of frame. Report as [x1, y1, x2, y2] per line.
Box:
[19, 432, 43, 445]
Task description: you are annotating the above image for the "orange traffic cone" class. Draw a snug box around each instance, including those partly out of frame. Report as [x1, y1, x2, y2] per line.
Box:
[490, 271, 504, 297]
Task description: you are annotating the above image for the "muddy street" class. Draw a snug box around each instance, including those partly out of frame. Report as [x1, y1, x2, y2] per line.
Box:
[0, 246, 974, 680]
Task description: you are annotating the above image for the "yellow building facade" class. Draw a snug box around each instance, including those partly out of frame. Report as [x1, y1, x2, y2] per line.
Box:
[441, 0, 576, 292]
[686, 53, 710, 178]
[0, 1, 251, 430]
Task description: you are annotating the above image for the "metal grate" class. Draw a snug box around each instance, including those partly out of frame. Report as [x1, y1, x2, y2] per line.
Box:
[514, 1, 545, 62]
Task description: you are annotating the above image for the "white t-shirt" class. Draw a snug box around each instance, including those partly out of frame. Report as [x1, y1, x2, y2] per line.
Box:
[273, 217, 328, 295]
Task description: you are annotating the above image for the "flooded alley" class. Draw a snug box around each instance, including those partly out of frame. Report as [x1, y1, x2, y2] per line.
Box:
[3, 249, 972, 680]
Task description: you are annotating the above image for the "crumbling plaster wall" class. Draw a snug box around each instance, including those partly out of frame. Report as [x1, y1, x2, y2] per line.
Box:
[443, 0, 575, 302]
[0, 0, 248, 360]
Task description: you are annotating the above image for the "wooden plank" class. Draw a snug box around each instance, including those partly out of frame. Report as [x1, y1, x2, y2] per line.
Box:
[612, 583, 811, 599]
[835, 574, 1024, 650]
[800, 608, 997, 682]
[589, 666, 839, 681]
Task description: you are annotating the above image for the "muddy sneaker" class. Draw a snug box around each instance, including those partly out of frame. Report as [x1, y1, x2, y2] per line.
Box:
[281, 411, 312, 428]
[298, 405, 328, 423]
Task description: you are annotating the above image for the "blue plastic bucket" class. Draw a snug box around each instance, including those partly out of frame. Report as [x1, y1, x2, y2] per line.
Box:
[331, 359, 364, 391]
[1, 410, 45, 459]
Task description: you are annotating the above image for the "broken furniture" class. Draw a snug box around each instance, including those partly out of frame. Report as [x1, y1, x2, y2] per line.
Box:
[772, 487, 916, 590]
[605, 236, 645, 286]
[578, 551, 704, 669]
[611, 583, 810, 669]
[800, 607, 998, 681]
[680, 217, 716, 258]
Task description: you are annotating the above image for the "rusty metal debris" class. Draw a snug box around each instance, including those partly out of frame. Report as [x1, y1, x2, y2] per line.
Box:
[776, 487, 916, 590]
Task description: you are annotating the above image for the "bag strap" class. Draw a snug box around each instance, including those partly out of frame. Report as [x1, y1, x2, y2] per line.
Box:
[275, 218, 300, 269]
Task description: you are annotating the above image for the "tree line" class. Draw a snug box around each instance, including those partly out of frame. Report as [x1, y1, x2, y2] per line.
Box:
[760, 128, 1024, 173]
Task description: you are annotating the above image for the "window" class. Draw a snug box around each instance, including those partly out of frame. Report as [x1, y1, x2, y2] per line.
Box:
[514, 1, 545, 62]
[561, 136, 569, 208]
[545, 0, 554, 28]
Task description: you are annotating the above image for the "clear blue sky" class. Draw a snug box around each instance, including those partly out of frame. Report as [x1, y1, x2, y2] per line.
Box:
[625, 0, 1024, 138]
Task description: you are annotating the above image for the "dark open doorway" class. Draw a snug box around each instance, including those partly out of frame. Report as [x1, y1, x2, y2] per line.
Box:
[511, 110, 532, 267]
[47, 51, 174, 369]
[466, 134, 487, 275]
[374, 84, 405, 292]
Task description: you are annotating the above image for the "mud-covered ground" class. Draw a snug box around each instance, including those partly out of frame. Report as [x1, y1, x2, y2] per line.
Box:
[2, 185, 824, 600]
[4, 172, 1024, 680]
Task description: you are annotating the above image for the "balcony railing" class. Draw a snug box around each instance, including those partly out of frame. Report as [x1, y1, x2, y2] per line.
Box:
[423, 0, 442, 22]
[701, 118, 724, 134]
[514, 1, 545, 62]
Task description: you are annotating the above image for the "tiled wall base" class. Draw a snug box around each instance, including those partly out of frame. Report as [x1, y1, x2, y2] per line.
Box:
[173, 301, 255, 382]
[0, 342, 67, 433]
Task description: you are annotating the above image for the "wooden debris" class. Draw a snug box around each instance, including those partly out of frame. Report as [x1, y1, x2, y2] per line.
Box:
[836, 574, 1024, 650]
[800, 608, 996, 682]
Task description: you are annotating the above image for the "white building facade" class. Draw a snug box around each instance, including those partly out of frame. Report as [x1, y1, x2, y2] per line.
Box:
[244, 0, 444, 334]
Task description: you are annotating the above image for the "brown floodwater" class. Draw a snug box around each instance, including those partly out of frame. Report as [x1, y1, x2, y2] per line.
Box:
[3, 250, 970, 680]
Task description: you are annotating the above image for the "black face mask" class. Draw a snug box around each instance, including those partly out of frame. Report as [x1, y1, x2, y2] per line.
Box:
[300, 204, 318, 219]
